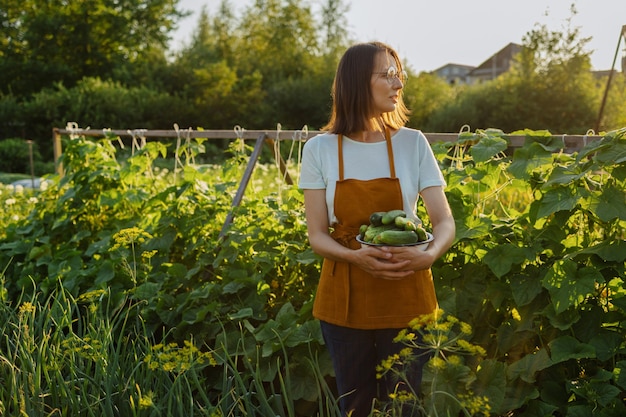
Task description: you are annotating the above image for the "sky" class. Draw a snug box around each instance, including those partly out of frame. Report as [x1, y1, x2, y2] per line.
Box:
[171, 0, 626, 73]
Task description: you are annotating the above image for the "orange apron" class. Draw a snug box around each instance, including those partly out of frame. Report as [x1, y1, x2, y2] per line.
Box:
[312, 129, 438, 329]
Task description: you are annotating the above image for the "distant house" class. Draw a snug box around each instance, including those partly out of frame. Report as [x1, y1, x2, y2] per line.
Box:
[431, 42, 523, 85]
[432, 41, 625, 85]
[467, 43, 523, 84]
[431, 63, 475, 85]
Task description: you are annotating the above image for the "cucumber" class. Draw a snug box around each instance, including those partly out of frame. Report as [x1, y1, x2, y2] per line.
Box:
[359, 224, 369, 237]
[415, 226, 428, 242]
[369, 211, 386, 226]
[394, 216, 417, 232]
[363, 224, 396, 242]
[374, 230, 419, 245]
[381, 209, 406, 225]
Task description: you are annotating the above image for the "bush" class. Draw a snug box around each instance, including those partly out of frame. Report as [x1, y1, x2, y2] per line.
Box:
[0, 138, 45, 175]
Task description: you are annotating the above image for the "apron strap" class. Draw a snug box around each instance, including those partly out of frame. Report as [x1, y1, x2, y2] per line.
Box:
[337, 127, 396, 181]
[338, 133, 345, 181]
[384, 127, 396, 178]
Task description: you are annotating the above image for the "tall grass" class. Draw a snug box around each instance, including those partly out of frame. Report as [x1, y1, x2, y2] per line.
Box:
[0, 277, 340, 416]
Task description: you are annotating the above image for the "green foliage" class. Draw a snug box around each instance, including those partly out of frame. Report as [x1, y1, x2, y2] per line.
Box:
[0, 134, 329, 412]
[21, 77, 189, 159]
[1, 127, 626, 415]
[427, 127, 626, 416]
[0, 138, 43, 174]
[0, 0, 184, 96]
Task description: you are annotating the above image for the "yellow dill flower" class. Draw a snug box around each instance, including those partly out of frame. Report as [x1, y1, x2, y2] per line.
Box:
[139, 394, 154, 409]
[77, 289, 106, 303]
[457, 339, 487, 357]
[429, 356, 447, 370]
[391, 390, 416, 402]
[141, 250, 158, 260]
[110, 227, 153, 251]
[19, 302, 36, 315]
[393, 329, 407, 343]
[458, 392, 491, 416]
[447, 355, 462, 366]
[459, 321, 472, 335]
[431, 321, 453, 333]
[511, 308, 521, 321]
[399, 347, 414, 359]
[409, 309, 442, 329]
[144, 340, 217, 373]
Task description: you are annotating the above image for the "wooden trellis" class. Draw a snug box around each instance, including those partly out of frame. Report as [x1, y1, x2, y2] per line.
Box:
[52, 126, 602, 238]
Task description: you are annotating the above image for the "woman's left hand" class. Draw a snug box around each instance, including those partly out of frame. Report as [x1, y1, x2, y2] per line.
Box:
[376, 245, 436, 272]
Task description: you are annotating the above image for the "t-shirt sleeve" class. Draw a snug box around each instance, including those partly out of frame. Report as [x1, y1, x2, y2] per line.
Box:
[417, 131, 447, 191]
[298, 137, 327, 189]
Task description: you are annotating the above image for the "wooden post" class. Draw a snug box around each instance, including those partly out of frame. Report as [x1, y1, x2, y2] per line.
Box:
[218, 133, 269, 240]
[52, 128, 64, 176]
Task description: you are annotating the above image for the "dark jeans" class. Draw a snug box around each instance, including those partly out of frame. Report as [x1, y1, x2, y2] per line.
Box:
[320, 320, 427, 417]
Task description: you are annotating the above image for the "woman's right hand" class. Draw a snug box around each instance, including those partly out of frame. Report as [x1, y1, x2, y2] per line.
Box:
[352, 246, 414, 280]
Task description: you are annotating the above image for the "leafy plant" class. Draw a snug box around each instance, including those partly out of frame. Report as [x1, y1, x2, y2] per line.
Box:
[1, 127, 625, 415]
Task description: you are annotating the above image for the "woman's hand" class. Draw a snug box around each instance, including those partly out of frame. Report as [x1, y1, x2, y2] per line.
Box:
[376, 245, 436, 272]
[352, 245, 416, 280]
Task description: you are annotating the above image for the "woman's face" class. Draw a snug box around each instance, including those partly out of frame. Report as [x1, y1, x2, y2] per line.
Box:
[370, 52, 404, 117]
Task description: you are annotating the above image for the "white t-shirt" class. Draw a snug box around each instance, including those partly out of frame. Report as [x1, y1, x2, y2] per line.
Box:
[299, 127, 446, 224]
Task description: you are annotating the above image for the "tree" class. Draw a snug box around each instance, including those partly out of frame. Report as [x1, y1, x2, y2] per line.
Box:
[427, 4, 602, 134]
[319, 0, 351, 59]
[0, 0, 185, 96]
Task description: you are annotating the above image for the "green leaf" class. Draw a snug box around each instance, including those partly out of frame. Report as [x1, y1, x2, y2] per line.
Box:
[94, 260, 115, 285]
[548, 336, 595, 363]
[472, 359, 507, 413]
[470, 135, 508, 163]
[544, 164, 585, 187]
[509, 272, 543, 306]
[519, 399, 559, 417]
[613, 361, 626, 390]
[536, 187, 579, 218]
[507, 348, 553, 383]
[229, 307, 253, 320]
[508, 142, 554, 179]
[580, 184, 626, 221]
[593, 138, 626, 164]
[542, 260, 601, 314]
[571, 240, 626, 262]
[588, 330, 623, 361]
[482, 244, 530, 278]
[455, 214, 491, 241]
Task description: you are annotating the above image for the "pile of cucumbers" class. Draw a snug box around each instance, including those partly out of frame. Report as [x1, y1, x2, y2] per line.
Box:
[358, 209, 429, 245]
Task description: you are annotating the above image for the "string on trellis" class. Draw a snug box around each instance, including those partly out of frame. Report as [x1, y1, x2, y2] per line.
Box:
[452, 124, 472, 170]
[128, 128, 147, 155]
[293, 125, 307, 183]
[273, 123, 284, 200]
[102, 128, 125, 149]
[65, 121, 85, 140]
[173, 124, 196, 176]
[234, 125, 246, 155]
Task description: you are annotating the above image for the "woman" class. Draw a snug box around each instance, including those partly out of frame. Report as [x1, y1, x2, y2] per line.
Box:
[298, 42, 456, 416]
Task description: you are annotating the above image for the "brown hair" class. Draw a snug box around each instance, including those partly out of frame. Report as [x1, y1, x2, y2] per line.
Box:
[322, 41, 409, 134]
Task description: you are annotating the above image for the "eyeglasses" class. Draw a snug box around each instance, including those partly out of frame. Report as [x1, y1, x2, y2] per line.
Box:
[373, 65, 408, 84]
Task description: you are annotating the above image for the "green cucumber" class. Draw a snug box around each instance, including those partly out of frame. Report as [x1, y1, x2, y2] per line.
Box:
[415, 226, 428, 242]
[363, 224, 396, 242]
[374, 230, 419, 245]
[381, 209, 407, 225]
[369, 211, 386, 226]
[395, 216, 417, 232]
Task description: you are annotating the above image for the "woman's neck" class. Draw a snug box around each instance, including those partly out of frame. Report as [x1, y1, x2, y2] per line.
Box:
[349, 129, 387, 143]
